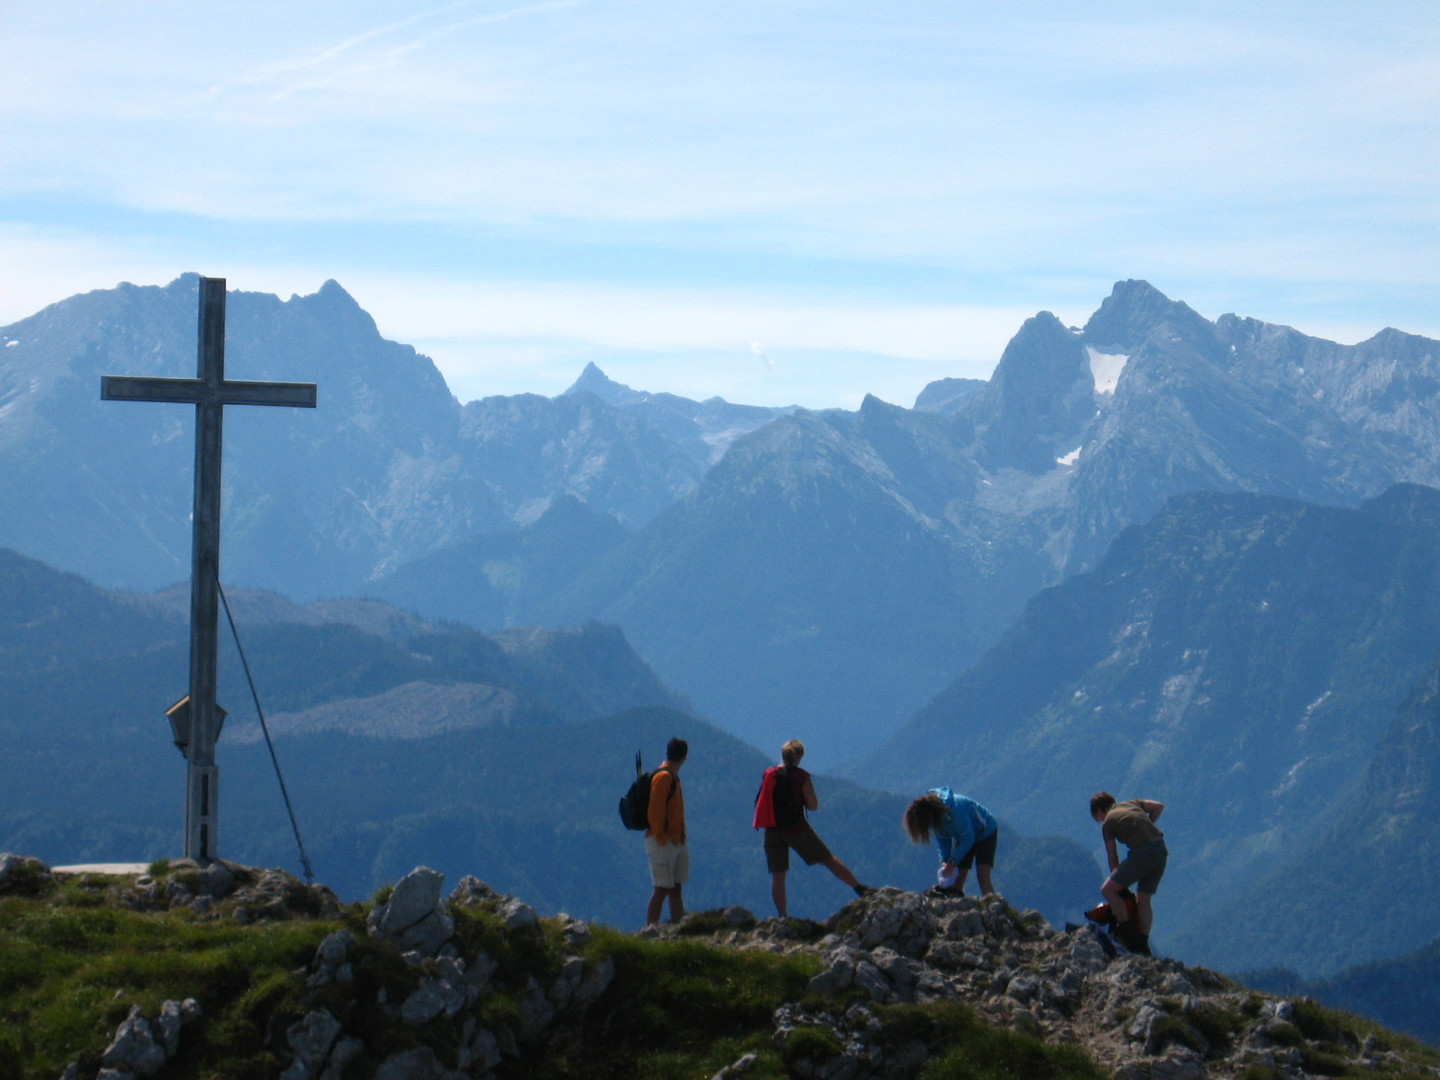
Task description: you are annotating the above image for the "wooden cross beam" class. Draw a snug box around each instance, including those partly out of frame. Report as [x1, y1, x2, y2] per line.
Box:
[102, 277, 317, 863]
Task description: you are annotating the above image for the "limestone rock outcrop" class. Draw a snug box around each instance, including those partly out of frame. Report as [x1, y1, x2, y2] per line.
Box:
[15, 856, 1434, 1079]
[62, 999, 202, 1080]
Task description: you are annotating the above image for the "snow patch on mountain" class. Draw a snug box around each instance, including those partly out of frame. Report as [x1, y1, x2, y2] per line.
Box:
[1086, 346, 1129, 396]
[700, 425, 761, 460]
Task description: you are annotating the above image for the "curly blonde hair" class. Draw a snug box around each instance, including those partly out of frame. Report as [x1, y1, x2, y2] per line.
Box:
[903, 793, 945, 844]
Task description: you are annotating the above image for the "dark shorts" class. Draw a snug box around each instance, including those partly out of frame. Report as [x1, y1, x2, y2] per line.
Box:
[765, 826, 832, 873]
[955, 830, 998, 871]
[1111, 839, 1168, 895]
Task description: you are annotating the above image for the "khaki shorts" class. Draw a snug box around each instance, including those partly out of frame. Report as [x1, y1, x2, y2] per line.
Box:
[1112, 839, 1168, 895]
[645, 836, 690, 889]
[764, 826, 832, 873]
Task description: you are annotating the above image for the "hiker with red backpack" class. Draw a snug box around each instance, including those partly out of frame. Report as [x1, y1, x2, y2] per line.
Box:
[1089, 792, 1167, 956]
[903, 788, 999, 896]
[754, 739, 871, 918]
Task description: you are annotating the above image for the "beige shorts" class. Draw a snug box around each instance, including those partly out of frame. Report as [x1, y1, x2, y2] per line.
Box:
[645, 836, 690, 888]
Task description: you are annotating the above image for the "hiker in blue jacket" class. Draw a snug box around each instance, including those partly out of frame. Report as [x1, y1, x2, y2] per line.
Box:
[903, 787, 999, 896]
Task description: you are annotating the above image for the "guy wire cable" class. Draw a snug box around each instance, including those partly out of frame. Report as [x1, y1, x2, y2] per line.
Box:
[214, 569, 315, 885]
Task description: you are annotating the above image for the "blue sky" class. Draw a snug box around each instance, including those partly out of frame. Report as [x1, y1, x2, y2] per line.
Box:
[2, 1, 1437, 408]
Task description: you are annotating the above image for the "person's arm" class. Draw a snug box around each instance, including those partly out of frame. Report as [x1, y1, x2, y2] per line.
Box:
[1140, 800, 1164, 823]
[955, 801, 981, 853]
[801, 775, 818, 812]
[935, 831, 954, 865]
[647, 770, 673, 842]
[937, 813, 973, 865]
[1104, 834, 1119, 874]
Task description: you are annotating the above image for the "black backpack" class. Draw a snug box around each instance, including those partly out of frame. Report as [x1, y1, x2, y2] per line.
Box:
[618, 752, 676, 831]
[759, 765, 804, 829]
[772, 766, 804, 828]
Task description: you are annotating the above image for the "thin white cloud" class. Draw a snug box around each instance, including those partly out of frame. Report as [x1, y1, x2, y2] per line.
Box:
[198, 0, 581, 114]
[202, 0, 486, 99]
[2, 1, 1438, 409]
[9, 2, 1437, 231]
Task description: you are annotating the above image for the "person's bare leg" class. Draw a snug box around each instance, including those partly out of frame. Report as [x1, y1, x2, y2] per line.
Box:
[1136, 891, 1154, 936]
[646, 886, 667, 926]
[823, 856, 861, 888]
[772, 872, 788, 918]
[1101, 877, 1130, 923]
[976, 864, 995, 896]
[667, 885, 685, 922]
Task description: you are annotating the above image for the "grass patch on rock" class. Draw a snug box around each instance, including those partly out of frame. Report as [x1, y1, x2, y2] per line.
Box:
[0, 890, 343, 1080]
[875, 1002, 1108, 1080]
[522, 926, 819, 1080]
[783, 1024, 844, 1066]
[451, 904, 565, 988]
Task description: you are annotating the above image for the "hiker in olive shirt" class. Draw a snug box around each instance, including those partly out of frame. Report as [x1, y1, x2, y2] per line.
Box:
[645, 737, 689, 926]
[1090, 792, 1167, 956]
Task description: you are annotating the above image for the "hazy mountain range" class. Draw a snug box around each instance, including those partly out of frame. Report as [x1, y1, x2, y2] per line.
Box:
[0, 277, 788, 599]
[8, 275, 1440, 763]
[0, 546, 1097, 929]
[5, 274, 1440, 993]
[852, 484, 1440, 974]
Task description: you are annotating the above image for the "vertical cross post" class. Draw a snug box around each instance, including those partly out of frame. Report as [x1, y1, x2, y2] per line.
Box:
[188, 279, 224, 861]
[102, 277, 317, 862]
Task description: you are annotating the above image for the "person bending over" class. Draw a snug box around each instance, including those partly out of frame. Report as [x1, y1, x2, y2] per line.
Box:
[903, 788, 998, 896]
[1089, 791, 1167, 956]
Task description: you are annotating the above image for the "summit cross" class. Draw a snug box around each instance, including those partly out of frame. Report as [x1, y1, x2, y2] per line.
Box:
[101, 276, 317, 862]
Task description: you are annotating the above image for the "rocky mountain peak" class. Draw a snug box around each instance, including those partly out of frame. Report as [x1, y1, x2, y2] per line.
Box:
[962, 310, 1096, 474]
[858, 391, 903, 415]
[914, 376, 985, 414]
[1362, 325, 1430, 351]
[565, 362, 641, 405]
[290, 278, 373, 330]
[316, 278, 355, 302]
[1082, 279, 1211, 353]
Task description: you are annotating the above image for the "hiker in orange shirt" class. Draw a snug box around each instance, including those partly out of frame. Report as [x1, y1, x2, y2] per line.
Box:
[645, 737, 688, 925]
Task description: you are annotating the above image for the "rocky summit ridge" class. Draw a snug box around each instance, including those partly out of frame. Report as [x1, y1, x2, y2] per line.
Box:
[3, 854, 1435, 1080]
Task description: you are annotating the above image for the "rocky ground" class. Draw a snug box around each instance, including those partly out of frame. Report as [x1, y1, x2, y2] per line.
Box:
[4, 853, 1437, 1080]
[657, 887, 1437, 1080]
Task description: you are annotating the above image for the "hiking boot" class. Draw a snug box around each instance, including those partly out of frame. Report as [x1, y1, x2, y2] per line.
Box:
[1114, 920, 1146, 953]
